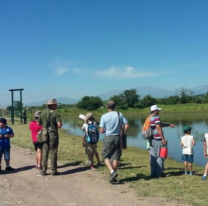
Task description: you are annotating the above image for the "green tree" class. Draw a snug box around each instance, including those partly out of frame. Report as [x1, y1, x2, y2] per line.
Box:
[139, 95, 156, 108]
[166, 95, 180, 105]
[110, 94, 124, 107]
[77, 96, 103, 111]
[122, 89, 140, 107]
[175, 87, 194, 104]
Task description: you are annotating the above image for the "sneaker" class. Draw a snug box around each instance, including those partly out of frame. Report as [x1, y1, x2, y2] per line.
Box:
[52, 171, 59, 176]
[40, 171, 46, 176]
[96, 163, 102, 167]
[184, 171, 188, 175]
[111, 178, 120, 184]
[109, 172, 118, 183]
[189, 171, 194, 175]
[202, 175, 207, 180]
[35, 166, 42, 171]
[5, 166, 15, 171]
[91, 166, 97, 171]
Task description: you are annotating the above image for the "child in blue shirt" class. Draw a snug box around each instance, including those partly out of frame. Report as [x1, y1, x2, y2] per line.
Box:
[0, 118, 15, 172]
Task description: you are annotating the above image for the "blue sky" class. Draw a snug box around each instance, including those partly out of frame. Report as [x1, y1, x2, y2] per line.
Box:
[0, 0, 208, 106]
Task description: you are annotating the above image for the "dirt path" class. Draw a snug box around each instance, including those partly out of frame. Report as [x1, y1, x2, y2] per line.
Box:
[0, 145, 187, 206]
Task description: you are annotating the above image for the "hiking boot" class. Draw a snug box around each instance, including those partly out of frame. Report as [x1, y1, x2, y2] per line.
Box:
[202, 175, 207, 180]
[52, 171, 59, 176]
[40, 171, 46, 176]
[109, 171, 118, 183]
[5, 166, 15, 171]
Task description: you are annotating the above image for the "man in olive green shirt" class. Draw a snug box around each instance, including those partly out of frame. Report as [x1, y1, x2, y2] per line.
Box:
[38, 99, 62, 175]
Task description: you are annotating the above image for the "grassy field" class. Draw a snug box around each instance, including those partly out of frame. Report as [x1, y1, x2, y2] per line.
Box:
[9, 122, 208, 206]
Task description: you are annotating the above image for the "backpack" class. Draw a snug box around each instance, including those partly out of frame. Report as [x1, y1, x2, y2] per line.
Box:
[142, 115, 153, 140]
[86, 122, 99, 144]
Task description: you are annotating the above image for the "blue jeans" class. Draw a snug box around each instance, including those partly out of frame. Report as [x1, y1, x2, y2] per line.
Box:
[0, 147, 10, 161]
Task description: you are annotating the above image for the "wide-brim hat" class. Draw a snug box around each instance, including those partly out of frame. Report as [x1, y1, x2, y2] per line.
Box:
[34, 111, 41, 117]
[47, 99, 57, 105]
[85, 113, 94, 120]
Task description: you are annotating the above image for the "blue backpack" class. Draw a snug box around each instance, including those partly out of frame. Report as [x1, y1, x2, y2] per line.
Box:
[86, 122, 99, 144]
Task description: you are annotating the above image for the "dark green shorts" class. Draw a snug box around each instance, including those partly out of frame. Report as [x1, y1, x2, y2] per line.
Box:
[102, 135, 122, 161]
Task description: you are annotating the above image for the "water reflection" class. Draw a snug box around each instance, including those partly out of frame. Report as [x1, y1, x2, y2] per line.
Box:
[62, 115, 208, 167]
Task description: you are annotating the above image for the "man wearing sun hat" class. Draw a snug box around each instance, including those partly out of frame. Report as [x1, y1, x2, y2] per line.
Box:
[149, 105, 175, 178]
[99, 100, 129, 183]
[38, 99, 62, 176]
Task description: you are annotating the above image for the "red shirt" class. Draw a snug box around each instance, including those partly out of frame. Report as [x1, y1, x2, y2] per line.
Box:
[29, 121, 42, 143]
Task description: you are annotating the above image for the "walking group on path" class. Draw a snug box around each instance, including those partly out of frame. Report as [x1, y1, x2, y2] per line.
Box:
[1, 99, 208, 183]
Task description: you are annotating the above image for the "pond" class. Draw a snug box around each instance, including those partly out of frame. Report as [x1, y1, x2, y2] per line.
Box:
[61, 114, 208, 167]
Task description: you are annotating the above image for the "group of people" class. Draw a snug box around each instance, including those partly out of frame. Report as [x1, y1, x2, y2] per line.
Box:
[147, 104, 208, 180]
[81, 100, 129, 183]
[29, 98, 129, 183]
[29, 98, 62, 176]
[1, 99, 208, 183]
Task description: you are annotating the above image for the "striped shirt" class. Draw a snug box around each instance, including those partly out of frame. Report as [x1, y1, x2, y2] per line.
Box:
[150, 115, 161, 139]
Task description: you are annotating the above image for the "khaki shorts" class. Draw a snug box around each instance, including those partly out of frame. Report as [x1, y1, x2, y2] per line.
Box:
[102, 135, 122, 161]
[85, 143, 97, 155]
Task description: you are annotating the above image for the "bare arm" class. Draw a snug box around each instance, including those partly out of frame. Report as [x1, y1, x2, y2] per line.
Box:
[192, 138, 196, 146]
[156, 123, 167, 145]
[57, 121, 62, 128]
[161, 123, 175, 128]
[99, 127, 105, 133]
[204, 142, 207, 157]
[124, 123, 129, 134]
[4, 134, 14, 138]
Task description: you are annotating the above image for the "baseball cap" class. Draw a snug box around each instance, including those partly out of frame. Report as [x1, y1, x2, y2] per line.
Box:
[150, 105, 162, 112]
[183, 125, 192, 133]
[34, 111, 41, 118]
[0, 118, 7, 124]
[47, 99, 57, 105]
[107, 100, 116, 109]
[85, 113, 94, 120]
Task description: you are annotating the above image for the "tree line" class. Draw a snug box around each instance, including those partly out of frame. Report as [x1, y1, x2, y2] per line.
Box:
[77, 87, 208, 111]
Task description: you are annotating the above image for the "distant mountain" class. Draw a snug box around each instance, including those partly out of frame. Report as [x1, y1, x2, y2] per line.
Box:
[97, 85, 208, 100]
[25, 97, 79, 106]
[3, 84, 208, 108]
[97, 87, 175, 100]
[191, 84, 208, 95]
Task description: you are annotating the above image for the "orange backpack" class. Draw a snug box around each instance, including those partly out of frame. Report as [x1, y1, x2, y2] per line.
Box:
[142, 115, 153, 139]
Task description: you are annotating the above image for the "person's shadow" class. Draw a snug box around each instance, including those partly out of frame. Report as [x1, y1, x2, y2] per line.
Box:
[58, 166, 90, 175]
[0, 165, 34, 174]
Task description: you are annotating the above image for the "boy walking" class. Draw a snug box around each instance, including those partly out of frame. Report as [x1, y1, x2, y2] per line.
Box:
[0, 118, 15, 172]
[181, 125, 195, 175]
[82, 113, 101, 170]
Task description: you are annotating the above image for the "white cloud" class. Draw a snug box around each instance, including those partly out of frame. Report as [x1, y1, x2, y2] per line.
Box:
[95, 66, 162, 79]
[73, 68, 83, 74]
[55, 67, 68, 76]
